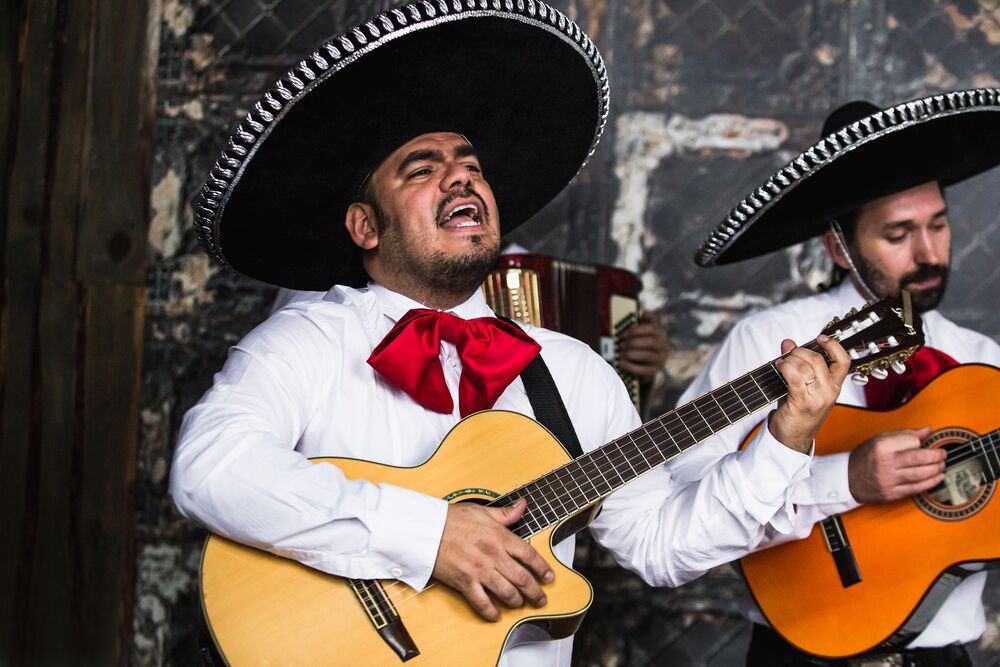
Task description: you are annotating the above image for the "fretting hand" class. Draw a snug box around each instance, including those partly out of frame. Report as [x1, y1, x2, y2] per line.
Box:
[768, 335, 851, 453]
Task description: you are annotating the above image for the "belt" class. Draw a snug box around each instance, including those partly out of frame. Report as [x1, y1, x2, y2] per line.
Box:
[746, 624, 972, 667]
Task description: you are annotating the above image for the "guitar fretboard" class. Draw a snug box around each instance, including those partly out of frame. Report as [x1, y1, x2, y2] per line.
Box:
[496, 341, 830, 538]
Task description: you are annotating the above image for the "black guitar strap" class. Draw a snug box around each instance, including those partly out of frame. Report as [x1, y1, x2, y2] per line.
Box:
[498, 316, 584, 460]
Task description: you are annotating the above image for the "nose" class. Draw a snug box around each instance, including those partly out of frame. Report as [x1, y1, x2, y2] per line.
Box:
[440, 160, 472, 192]
[913, 229, 942, 265]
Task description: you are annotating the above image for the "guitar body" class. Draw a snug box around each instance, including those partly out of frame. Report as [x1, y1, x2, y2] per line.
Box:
[200, 411, 594, 666]
[741, 364, 1000, 658]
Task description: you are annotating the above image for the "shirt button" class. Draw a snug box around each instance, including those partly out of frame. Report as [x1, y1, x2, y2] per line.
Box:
[827, 491, 838, 499]
[391, 567, 403, 578]
[447, 358, 458, 368]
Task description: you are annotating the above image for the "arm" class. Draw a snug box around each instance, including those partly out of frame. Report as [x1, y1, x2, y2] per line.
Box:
[169, 311, 448, 591]
[591, 335, 850, 586]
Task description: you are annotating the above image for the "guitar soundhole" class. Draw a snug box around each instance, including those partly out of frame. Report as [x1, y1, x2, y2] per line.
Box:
[915, 428, 994, 521]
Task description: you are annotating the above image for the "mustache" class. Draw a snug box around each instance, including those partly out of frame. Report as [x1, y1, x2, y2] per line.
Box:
[435, 188, 489, 223]
[900, 264, 948, 287]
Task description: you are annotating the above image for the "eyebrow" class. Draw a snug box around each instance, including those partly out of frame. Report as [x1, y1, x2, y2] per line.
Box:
[881, 206, 949, 230]
[394, 143, 479, 176]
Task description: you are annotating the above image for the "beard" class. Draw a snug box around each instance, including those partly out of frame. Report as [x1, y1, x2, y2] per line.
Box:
[852, 251, 950, 313]
[373, 200, 500, 297]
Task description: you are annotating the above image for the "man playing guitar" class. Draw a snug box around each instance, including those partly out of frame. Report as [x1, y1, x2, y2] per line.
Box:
[169, 3, 849, 665]
[681, 92, 1000, 665]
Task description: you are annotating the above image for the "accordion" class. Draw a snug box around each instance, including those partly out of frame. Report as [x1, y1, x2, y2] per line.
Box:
[481, 253, 642, 409]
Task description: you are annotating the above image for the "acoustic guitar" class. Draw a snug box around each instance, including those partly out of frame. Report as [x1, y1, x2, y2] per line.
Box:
[200, 297, 921, 666]
[740, 363, 1000, 658]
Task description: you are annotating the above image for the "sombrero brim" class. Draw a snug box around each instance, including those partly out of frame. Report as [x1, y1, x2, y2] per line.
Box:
[194, 2, 609, 290]
[695, 88, 1000, 267]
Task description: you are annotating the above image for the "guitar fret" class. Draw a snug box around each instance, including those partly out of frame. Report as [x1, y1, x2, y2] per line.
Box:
[595, 447, 626, 488]
[583, 454, 615, 496]
[718, 383, 751, 420]
[676, 402, 713, 442]
[709, 392, 733, 426]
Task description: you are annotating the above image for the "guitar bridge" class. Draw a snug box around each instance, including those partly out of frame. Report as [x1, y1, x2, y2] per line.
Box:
[820, 515, 862, 588]
[348, 578, 420, 662]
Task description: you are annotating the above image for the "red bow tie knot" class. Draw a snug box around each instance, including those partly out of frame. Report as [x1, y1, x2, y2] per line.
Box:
[368, 308, 541, 417]
[863, 345, 958, 410]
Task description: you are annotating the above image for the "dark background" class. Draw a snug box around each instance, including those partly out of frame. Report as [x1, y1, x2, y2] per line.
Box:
[3, 1, 999, 665]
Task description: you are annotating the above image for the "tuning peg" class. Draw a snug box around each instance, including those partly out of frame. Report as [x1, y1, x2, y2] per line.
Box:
[870, 365, 889, 380]
[850, 372, 870, 385]
[847, 307, 859, 316]
[890, 359, 907, 375]
[865, 298, 877, 307]
[825, 316, 841, 329]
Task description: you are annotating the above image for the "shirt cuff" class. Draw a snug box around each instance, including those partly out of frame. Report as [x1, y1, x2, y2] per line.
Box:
[367, 484, 449, 591]
[790, 451, 862, 511]
[736, 415, 812, 532]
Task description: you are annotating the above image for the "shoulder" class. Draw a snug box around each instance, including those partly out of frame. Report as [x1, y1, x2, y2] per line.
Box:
[241, 287, 374, 357]
[923, 311, 1000, 365]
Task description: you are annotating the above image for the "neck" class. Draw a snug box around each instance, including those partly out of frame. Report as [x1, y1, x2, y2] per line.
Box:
[372, 273, 478, 311]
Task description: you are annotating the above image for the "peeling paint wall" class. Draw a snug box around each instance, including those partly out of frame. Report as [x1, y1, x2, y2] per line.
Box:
[138, 1, 1000, 665]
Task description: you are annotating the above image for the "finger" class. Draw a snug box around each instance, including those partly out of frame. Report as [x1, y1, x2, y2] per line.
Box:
[816, 334, 851, 384]
[896, 461, 947, 483]
[786, 346, 832, 388]
[506, 536, 555, 585]
[621, 348, 663, 363]
[779, 339, 797, 355]
[897, 446, 947, 467]
[483, 569, 526, 609]
[486, 498, 527, 526]
[464, 582, 501, 622]
[894, 474, 944, 498]
[618, 359, 659, 380]
[776, 350, 815, 389]
[493, 559, 547, 607]
[622, 323, 659, 339]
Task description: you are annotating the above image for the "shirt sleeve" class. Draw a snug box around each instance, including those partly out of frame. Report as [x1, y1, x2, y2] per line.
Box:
[168, 310, 448, 591]
[589, 315, 855, 586]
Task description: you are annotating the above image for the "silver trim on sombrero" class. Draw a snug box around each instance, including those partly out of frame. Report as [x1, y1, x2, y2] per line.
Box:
[694, 87, 1000, 267]
[193, 0, 611, 273]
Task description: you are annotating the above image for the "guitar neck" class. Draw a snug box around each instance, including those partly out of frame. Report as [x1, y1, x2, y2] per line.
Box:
[498, 341, 829, 539]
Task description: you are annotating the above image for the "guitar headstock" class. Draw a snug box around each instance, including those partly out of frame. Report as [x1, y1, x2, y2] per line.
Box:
[821, 291, 924, 385]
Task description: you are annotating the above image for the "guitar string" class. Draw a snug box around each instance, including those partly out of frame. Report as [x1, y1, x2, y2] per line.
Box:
[375, 367, 793, 600]
[374, 333, 913, 601]
[356, 319, 914, 609]
[378, 372, 997, 601]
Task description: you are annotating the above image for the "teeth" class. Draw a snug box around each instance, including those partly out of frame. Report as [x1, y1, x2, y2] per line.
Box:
[447, 203, 478, 221]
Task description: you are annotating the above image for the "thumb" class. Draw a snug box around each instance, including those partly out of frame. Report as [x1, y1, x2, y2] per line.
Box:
[908, 425, 933, 440]
[487, 497, 527, 526]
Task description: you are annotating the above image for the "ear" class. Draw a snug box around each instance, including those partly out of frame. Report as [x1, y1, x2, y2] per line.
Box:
[345, 203, 379, 250]
[822, 229, 852, 270]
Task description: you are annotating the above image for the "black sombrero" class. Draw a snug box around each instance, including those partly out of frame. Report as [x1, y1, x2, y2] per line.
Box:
[194, 1, 610, 290]
[695, 88, 1000, 267]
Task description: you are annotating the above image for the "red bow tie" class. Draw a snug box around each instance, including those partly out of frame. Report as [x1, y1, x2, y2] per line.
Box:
[863, 345, 958, 410]
[368, 308, 541, 417]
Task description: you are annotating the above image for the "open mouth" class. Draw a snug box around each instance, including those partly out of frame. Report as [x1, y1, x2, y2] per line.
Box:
[440, 201, 483, 229]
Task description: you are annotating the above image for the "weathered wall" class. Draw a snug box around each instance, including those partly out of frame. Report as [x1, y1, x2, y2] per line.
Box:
[137, 1, 1000, 664]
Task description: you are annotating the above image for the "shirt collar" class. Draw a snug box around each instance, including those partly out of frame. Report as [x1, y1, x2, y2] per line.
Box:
[368, 282, 495, 324]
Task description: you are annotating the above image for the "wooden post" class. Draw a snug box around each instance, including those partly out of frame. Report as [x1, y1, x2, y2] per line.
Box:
[0, 0, 158, 663]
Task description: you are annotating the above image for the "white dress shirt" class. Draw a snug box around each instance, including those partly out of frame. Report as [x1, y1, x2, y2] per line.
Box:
[171, 282, 815, 666]
[676, 279, 1000, 648]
